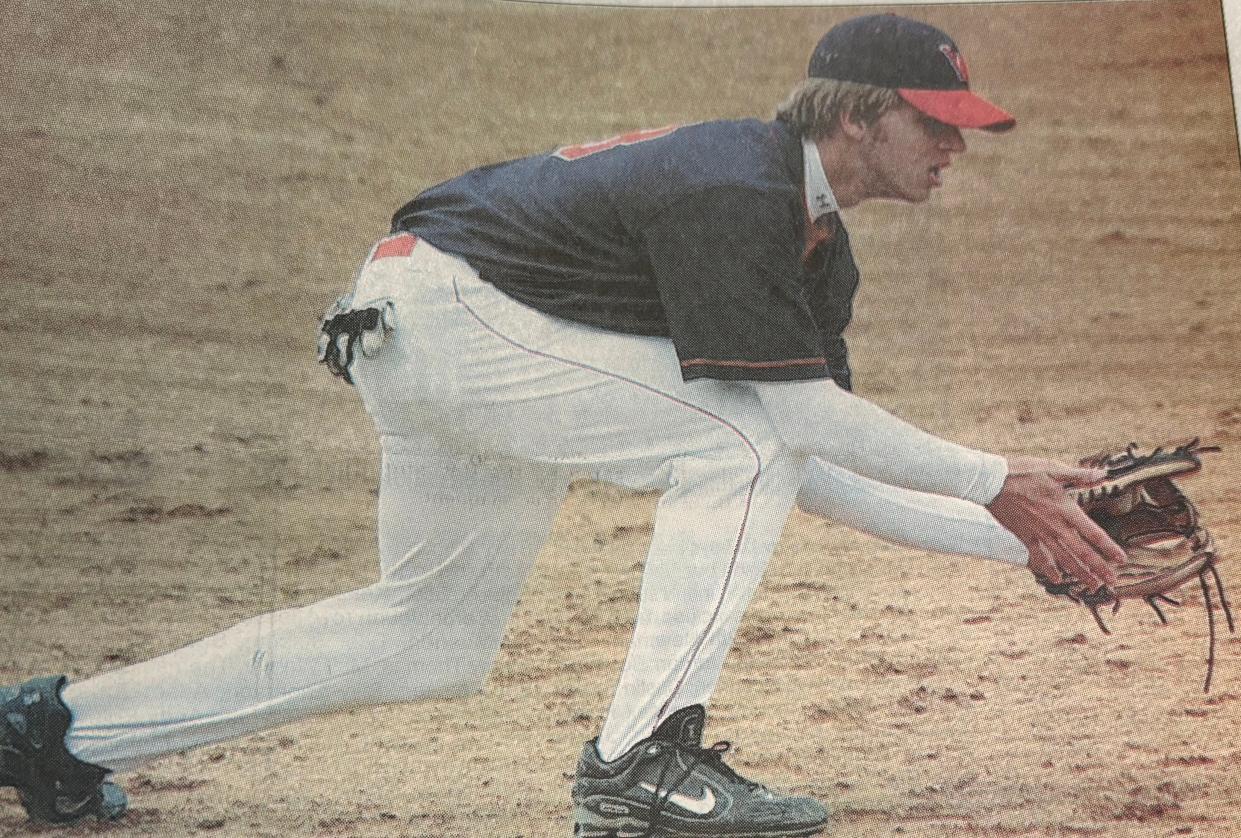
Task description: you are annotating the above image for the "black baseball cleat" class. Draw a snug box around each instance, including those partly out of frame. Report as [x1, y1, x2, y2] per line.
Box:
[1, 675, 127, 824]
[571, 705, 828, 838]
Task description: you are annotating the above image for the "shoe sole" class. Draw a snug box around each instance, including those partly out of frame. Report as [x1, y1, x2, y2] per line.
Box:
[16, 780, 127, 824]
[572, 804, 827, 838]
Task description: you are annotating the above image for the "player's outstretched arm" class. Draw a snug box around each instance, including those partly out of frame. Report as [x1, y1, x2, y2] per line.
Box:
[797, 457, 1028, 563]
[755, 378, 1007, 503]
[756, 380, 1124, 587]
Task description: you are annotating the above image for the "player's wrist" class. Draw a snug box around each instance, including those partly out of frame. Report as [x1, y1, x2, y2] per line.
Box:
[965, 451, 1009, 506]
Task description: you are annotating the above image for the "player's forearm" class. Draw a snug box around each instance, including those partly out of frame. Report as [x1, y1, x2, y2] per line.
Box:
[797, 457, 1028, 564]
[754, 379, 1007, 504]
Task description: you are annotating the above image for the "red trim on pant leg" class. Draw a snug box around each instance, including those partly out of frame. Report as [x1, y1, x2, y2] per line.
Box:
[450, 280, 761, 733]
[654, 470, 759, 726]
[370, 233, 418, 263]
[681, 356, 827, 370]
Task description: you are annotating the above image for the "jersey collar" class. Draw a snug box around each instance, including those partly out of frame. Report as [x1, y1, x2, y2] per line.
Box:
[802, 136, 839, 220]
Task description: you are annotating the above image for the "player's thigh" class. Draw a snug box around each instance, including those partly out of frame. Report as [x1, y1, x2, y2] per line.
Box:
[375, 431, 569, 583]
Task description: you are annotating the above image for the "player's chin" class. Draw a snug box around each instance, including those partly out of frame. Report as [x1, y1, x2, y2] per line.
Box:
[913, 174, 944, 202]
[879, 176, 935, 204]
[895, 185, 935, 204]
[911, 167, 946, 202]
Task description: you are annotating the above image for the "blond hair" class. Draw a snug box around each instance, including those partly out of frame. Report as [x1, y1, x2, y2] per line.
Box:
[775, 77, 901, 139]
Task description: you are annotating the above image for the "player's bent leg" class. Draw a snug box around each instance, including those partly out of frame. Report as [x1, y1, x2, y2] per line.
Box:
[575, 446, 826, 838]
[61, 435, 567, 773]
[597, 439, 806, 760]
[797, 456, 1027, 563]
[372, 432, 572, 695]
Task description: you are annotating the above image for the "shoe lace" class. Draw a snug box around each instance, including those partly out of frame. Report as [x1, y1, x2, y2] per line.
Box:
[699, 740, 766, 790]
[643, 740, 764, 838]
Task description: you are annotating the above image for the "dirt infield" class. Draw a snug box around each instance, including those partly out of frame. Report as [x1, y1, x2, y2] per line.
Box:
[2, 1, 1240, 835]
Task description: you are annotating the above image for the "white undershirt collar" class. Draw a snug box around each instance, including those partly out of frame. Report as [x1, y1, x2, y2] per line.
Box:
[801, 136, 839, 220]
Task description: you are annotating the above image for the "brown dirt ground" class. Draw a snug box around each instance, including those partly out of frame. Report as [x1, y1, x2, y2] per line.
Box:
[2, 1, 1240, 836]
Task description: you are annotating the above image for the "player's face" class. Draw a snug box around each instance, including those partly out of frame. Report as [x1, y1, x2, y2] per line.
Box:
[857, 103, 966, 204]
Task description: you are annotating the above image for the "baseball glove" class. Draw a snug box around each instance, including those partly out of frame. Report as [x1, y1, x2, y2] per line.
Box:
[317, 293, 395, 385]
[1036, 438, 1232, 692]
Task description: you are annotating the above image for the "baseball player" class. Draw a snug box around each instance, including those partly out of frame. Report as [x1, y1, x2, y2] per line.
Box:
[2, 15, 1125, 837]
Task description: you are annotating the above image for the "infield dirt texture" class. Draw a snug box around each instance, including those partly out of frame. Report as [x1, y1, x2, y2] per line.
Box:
[3, 1, 1240, 836]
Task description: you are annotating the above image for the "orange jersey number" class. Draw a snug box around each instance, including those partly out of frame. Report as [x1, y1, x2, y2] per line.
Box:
[554, 125, 682, 161]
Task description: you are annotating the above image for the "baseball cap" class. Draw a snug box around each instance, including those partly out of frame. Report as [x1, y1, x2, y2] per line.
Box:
[808, 14, 1015, 132]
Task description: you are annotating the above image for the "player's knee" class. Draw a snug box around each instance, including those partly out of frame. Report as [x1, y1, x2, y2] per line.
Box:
[732, 417, 801, 476]
[738, 435, 807, 490]
[383, 656, 493, 701]
[439, 644, 501, 698]
[437, 668, 490, 699]
[709, 421, 795, 470]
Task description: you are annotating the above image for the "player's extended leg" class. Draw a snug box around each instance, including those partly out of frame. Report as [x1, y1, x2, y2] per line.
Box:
[61, 434, 567, 773]
[796, 456, 1027, 564]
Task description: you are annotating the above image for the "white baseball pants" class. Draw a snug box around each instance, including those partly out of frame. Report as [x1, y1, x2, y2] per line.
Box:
[64, 236, 1022, 771]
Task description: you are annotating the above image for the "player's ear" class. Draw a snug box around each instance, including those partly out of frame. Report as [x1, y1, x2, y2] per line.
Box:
[838, 107, 868, 141]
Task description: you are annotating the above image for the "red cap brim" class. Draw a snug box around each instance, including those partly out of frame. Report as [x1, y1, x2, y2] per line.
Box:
[898, 88, 1016, 132]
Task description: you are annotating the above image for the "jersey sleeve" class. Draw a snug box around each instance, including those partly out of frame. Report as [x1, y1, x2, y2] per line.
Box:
[822, 335, 852, 391]
[810, 224, 862, 392]
[641, 185, 831, 383]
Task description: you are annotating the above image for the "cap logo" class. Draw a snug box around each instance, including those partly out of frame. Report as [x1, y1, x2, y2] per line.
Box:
[939, 44, 969, 83]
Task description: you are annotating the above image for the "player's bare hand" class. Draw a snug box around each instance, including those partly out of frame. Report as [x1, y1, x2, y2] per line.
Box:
[986, 455, 1126, 592]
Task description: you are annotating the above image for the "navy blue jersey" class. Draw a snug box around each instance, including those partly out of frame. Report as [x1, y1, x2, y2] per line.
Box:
[391, 119, 858, 387]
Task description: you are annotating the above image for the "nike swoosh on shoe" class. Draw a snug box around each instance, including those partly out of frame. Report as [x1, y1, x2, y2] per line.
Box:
[638, 782, 717, 816]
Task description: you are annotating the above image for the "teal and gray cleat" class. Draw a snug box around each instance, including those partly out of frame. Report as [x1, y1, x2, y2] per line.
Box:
[571, 705, 828, 838]
[1, 675, 127, 824]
